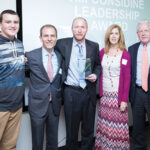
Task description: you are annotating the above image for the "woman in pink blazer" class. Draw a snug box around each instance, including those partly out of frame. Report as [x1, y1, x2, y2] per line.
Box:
[95, 24, 131, 150]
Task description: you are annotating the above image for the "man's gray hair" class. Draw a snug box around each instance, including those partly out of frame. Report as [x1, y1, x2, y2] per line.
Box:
[137, 20, 150, 32]
[72, 17, 88, 28]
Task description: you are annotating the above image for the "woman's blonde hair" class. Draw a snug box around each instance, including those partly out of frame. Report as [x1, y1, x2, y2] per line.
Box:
[104, 24, 126, 53]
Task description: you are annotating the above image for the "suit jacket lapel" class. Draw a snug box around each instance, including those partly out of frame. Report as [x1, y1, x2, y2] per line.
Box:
[65, 38, 73, 69]
[55, 50, 61, 70]
[133, 43, 140, 78]
[52, 50, 61, 82]
[38, 48, 50, 81]
[85, 39, 92, 59]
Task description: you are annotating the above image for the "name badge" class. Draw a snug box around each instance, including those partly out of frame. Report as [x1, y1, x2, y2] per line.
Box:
[122, 59, 127, 65]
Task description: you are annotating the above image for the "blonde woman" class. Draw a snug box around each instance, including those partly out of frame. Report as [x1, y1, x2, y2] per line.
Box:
[95, 24, 130, 150]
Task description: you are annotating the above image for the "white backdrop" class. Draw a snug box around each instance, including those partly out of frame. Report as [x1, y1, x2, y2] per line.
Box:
[0, 0, 16, 14]
[0, 0, 16, 32]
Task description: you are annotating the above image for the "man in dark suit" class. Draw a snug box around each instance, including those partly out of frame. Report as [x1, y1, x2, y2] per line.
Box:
[55, 17, 100, 150]
[128, 21, 150, 150]
[26, 24, 62, 150]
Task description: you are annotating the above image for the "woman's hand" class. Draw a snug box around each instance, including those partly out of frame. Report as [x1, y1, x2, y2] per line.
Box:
[120, 102, 128, 112]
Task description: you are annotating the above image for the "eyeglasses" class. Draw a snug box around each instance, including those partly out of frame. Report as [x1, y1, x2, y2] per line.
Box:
[137, 29, 150, 34]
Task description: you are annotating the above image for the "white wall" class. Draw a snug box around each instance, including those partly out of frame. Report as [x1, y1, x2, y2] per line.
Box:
[0, 0, 16, 12]
[0, 0, 16, 32]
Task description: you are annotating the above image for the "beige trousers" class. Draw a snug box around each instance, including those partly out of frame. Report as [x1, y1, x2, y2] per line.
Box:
[0, 108, 22, 150]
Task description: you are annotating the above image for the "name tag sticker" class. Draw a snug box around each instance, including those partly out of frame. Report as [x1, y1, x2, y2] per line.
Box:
[122, 59, 127, 65]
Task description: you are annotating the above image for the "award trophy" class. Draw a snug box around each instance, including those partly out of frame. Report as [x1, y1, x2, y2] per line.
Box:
[78, 58, 92, 79]
[84, 58, 92, 77]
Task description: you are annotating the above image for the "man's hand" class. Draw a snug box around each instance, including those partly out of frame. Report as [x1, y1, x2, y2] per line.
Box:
[85, 74, 97, 82]
[24, 51, 28, 63]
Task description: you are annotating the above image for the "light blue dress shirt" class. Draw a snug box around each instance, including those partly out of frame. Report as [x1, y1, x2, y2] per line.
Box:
[42, 47, 58, 78]
[136, 42, 150, 86]
[65, 38, 86, 87]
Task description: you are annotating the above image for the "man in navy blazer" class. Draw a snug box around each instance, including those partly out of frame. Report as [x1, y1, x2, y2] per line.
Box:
[128, 21, 150, 150]
[55, 17, 100, 150]
[26, 24, 62, 150]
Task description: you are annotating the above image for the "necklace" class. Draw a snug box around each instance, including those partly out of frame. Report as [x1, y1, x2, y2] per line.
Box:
[105, 53, 121, 88]
[108, 49, 119, 56]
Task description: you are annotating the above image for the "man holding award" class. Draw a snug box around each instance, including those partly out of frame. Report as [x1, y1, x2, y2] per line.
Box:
[55, 17, 100, 150]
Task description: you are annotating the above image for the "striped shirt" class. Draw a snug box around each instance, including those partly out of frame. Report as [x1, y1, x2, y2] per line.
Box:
[0, 35, 25, 111]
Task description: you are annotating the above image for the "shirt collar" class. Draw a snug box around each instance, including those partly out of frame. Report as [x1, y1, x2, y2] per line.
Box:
[42, 47, 55, 56]
[140, 42, 150, 47]
[73, 38, 85, 49]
